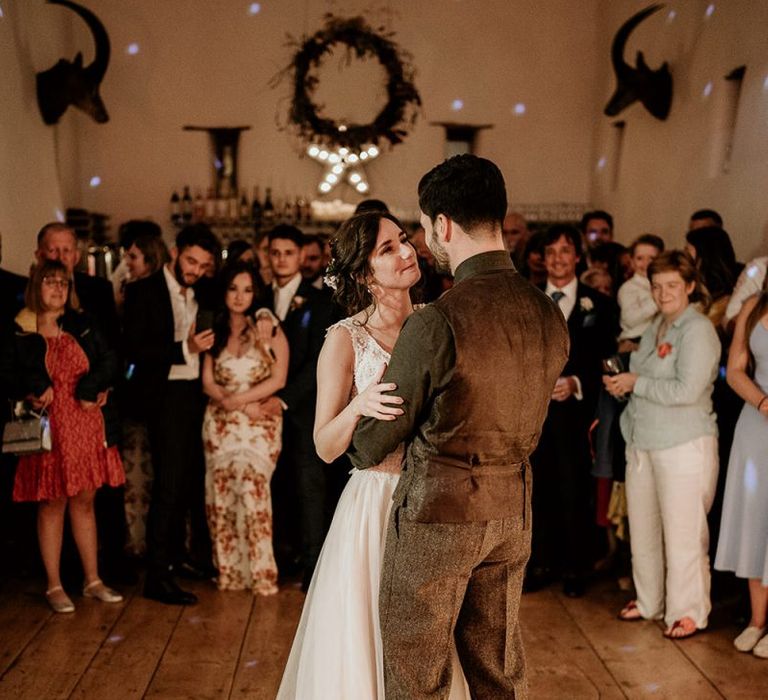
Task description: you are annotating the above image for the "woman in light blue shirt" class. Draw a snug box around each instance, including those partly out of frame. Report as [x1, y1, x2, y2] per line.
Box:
[605, 250, 720, 640]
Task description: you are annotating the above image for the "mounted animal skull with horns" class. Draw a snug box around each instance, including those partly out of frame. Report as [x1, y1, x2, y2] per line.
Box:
[36, 0, 111, 125]
[604, 3, 673, 121]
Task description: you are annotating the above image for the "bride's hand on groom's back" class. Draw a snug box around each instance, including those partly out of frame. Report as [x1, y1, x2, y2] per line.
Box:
[351, 363, 405, 421]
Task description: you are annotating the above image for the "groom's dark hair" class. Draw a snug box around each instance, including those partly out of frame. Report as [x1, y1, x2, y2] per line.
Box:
[418, 154, 507, 234]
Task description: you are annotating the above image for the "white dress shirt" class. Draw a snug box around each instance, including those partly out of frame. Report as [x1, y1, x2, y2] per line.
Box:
[273, 272, 303, 321]
[545, 276, 578, 320]
[545, 275, 583, 400]
[163, 265, 199, 380]
[726, 256, 768, 321]
[618, 274, 658, 339]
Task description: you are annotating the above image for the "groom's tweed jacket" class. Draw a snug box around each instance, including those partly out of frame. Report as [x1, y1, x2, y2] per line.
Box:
[349, 250, 569, 522]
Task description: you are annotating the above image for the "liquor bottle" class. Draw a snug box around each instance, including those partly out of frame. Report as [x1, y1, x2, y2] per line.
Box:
[181, 185, 193, 223]
[295, 194, 306, 224]
[239, 189, 250, 224]
[250, 186, 262, 232]
[192, 190, 205, 222]
[228, 188, 239, 223]
[204, 187, 216, 223]
[170, 190, 181, 226]
[216, 183, 229, 224]
[282, 196, 294, 225]
[263, 187, 275, 228]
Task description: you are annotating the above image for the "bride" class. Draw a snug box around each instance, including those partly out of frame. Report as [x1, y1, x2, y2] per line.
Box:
[276, 211, 469, 699]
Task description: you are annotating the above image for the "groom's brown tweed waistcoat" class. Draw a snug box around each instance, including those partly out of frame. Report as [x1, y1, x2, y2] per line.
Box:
[395, 259, 569, 524]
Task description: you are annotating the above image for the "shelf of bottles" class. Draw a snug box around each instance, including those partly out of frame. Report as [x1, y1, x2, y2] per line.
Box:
[168, 184, 339, 248]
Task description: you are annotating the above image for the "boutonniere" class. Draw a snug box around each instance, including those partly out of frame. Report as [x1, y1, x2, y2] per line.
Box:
[657, 342, 673, 358]
[289, 295, 307, 313]
[579, 297, 594, 312]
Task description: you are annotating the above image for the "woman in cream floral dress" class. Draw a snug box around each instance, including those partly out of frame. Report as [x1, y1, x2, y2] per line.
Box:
[202, 261, 288, 594]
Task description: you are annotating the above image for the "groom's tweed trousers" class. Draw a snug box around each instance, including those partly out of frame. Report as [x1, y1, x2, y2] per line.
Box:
[351, 252, 569, 699]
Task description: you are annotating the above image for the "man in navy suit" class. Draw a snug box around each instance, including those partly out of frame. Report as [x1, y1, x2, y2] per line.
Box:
[260, 225, 336, 590]
[123, 224, 220, 605]
[528, 224, 618, 597]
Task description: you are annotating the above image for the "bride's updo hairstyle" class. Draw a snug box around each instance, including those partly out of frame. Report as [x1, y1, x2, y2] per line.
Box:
[326, 211, 406, 316]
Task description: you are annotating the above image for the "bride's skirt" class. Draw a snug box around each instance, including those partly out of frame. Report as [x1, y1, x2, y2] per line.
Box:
[276, 469, 469, 699]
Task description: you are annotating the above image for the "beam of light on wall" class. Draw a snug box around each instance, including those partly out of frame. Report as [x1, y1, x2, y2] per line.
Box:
[597, 156, 607, 170]
[0, 4, 4, 19]
[451, 99, 464, 111]
[89, 176, 102, 188]
[249, 3, 262, 15]
[55, 208, 65, 222]
[703, 81, 713, 98]
[513, 103, 526, 115]
[763, 76, 768, 91]
[667, 9, 676, 22]
[126, 43, 139, 55]
[705, 3, 715, 18]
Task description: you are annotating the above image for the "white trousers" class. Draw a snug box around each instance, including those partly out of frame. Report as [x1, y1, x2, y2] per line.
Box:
[626, 435, 719, 628]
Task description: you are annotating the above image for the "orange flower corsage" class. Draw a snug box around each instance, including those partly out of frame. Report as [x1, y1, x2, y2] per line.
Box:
[657, 342, 673, 358]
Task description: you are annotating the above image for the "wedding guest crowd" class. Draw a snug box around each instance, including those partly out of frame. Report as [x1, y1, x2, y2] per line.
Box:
[2, 201, 768, 661]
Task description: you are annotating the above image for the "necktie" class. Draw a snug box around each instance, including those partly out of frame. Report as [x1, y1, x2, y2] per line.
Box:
[551, 290, 565, 305]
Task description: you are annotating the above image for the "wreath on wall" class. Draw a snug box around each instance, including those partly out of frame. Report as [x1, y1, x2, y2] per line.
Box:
[275, 14, 422, 150]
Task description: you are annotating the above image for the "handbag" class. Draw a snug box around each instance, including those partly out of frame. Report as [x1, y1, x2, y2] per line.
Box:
[2, 404, 52, 455]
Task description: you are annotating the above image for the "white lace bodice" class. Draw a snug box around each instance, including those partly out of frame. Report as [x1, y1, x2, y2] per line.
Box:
[329, 317, 404, 475]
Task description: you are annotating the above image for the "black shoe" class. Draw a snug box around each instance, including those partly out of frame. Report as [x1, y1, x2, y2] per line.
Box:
[173, 560, 217, 581]
[143, 576, 198, 605]
[562, 576, 585, 598]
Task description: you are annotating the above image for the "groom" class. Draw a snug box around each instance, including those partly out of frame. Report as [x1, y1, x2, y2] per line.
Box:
[348, 155, 569, 699]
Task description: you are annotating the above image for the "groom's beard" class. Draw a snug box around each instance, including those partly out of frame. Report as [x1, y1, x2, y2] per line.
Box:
[428, 230, 451, 273]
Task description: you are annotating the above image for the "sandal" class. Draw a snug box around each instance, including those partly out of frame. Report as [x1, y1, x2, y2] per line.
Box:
[83, 579, 123, 603]
[45, 586, 75, 614]
[618, 600, 643, 621]
[663, 617, 698, 640]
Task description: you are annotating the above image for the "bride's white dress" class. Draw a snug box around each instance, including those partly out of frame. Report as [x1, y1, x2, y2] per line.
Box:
[276, 318, 470, 700]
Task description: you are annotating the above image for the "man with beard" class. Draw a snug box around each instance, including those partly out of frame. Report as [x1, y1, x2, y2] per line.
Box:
[350, 155, 569, 698]
[123, 224, 220, 605]
[300, 234, 327, 290]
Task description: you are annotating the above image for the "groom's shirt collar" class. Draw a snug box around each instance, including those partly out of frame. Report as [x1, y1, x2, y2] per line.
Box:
[453, 250, 515, 285]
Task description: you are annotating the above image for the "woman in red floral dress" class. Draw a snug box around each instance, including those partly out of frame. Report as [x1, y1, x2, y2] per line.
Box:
[202, 262, 288, 594]
[1, 261, 125, 613]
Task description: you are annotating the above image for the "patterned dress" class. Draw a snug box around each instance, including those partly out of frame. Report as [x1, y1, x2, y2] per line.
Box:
[202, 340, 282, 594]
[13, 333, 124, 502]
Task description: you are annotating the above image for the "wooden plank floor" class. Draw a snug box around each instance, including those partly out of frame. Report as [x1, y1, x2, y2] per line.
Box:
[0, 576, 766, 699]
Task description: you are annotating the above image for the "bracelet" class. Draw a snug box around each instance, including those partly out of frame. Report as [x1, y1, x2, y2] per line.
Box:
[758, 396, 768, 411]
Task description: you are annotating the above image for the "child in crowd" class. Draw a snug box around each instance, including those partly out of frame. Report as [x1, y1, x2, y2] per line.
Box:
[617, 234, 665, 352]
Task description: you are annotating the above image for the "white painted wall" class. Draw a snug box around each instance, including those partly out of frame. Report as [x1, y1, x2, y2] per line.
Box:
[25, 0, 600, 250]
[0, 1, 72, 273]
[590, 0, 768, 259]
[3, 0, 766, 276]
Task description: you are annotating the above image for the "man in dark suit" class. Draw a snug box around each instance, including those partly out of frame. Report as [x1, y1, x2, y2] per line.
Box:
[34, 222, 129, 583]
[260, 225, 335, 590]
[528, 224, 618, 597]
[123, 224, 220, 605]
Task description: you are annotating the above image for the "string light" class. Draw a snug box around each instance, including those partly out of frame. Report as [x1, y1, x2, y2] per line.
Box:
[306, 142, 380, 195]
[126, 43, 140, 55]
[89, 176, 102, 187]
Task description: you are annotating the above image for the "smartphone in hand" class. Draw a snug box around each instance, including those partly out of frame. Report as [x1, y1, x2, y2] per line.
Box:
[196, 309, 215, 333]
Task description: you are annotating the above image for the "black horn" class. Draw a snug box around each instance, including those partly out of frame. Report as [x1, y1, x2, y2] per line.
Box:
[36, 0, 111, 125]
[604, 4, 673, 121]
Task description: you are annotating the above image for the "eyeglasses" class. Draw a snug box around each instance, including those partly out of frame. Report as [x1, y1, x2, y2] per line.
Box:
[42, 277, 69, 289]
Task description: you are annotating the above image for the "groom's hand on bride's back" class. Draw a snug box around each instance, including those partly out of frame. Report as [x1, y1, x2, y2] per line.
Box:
[351, 363, 404, 421]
